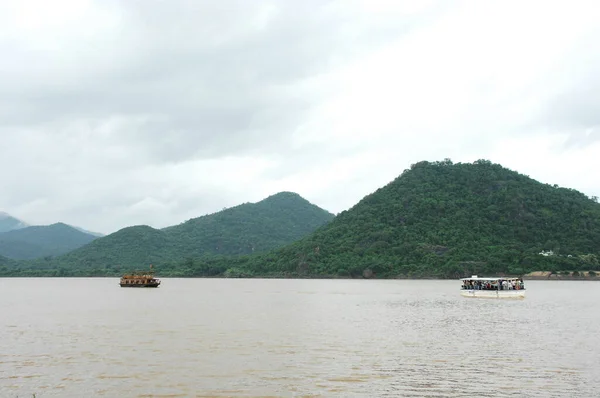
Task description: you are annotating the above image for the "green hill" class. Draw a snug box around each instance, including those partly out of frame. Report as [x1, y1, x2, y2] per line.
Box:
[3, 192, 334, 275]
[0, 223, 99, 260]
[55, 225, 172, 271]
[170, 159, 600, 278]
[162, 191, 335, 255]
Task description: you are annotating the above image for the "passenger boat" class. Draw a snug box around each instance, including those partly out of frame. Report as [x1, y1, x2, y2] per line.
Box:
[460, 275, 525, 299]
[120, 265, 161, 288]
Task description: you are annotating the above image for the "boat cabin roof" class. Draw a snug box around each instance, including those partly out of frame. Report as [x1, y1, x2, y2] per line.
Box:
[460, 275, 522, 281]
[121, 274, 156, 279]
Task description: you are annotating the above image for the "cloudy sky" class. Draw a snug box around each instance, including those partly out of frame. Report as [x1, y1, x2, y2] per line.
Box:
[1, 0, 599, 234]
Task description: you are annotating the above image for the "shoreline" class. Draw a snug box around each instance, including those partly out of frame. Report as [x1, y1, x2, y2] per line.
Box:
[522, 271, 598, 281]
[2, 273, 599, 281]
[522, 276, 599, 281]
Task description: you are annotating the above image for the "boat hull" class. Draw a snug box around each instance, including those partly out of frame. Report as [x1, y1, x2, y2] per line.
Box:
[119, 282, 160, 288]
[460, 289, 525, 299]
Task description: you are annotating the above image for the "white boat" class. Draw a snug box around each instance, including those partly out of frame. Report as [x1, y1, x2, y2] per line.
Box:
[460, 275, 525, 299]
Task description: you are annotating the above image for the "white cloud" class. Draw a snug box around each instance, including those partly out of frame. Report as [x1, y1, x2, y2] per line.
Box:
[1, 0, 599, 234]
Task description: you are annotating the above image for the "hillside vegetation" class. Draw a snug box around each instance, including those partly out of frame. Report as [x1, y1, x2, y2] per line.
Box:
[160, 159, 600, 278]
[0, 223, 98, 260]
[2, 192, 334, 275]
[0, 254, 15, 272]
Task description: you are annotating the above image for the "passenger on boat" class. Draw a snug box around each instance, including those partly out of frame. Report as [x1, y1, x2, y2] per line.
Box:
[461, 279, 525, 290]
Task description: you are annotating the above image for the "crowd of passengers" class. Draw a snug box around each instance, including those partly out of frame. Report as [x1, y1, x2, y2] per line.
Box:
[461, 279, 525, 290]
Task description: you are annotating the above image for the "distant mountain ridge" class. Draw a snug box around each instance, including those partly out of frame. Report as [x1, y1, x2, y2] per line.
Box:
[0, 223, 99, 260]
[0, 211, 103, 236]
[6, 192, 335, 274]
[0, 212, 29, 232]
[71, 226, 104, 237]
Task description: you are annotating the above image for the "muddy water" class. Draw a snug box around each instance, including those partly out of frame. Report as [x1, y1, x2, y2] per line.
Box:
[1, 278, 599, 397]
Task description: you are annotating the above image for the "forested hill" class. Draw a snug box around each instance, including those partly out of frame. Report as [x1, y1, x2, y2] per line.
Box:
[4, 192, 334, 275]
[0, 254, 15, 271]
[161, 191, 335, 253]
[169, 159, 600, 278]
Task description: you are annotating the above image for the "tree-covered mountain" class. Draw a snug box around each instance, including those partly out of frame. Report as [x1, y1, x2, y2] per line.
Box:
[161, 159, 600, 278]
[3, 192, 334, 275]
[0, 212, 29, 233]
[162, 191, 335, 254]
[0, 223, 99, 260]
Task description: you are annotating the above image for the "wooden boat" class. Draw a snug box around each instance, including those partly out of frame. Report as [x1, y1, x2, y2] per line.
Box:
[120, 265, 161, 288]
[460, 275, 525, 299]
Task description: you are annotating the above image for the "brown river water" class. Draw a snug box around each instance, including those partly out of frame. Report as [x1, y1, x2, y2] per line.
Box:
[1, 278, 599, 397]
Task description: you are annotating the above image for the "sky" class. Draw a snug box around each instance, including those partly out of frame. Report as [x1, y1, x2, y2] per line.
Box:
[1, 0, 599, 235]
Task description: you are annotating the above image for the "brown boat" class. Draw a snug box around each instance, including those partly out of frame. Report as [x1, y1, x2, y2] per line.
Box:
[120, 264, 161, 288]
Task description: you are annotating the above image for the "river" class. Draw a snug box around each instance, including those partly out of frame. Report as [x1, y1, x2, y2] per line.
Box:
[1, 278, 599, 397]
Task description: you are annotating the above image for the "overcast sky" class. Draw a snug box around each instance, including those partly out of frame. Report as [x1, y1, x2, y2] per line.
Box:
[1, 0, 599, 234]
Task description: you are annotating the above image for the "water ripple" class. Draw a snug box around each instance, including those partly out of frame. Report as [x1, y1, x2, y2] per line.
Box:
[1, 278, 599, 396]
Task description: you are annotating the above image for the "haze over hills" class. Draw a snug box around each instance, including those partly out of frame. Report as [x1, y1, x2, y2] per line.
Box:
[71, 226, 104, 238]
[157, 159, 600, 278]
[0, 211, 104, 259]
[3, 192, 335, 275]
[0, 212, 29, 233]
[1, 211, 103, 235]
[0, 223, 100, 260]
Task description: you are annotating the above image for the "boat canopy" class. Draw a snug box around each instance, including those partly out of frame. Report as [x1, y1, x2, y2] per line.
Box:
[460, 276, 522, 281]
